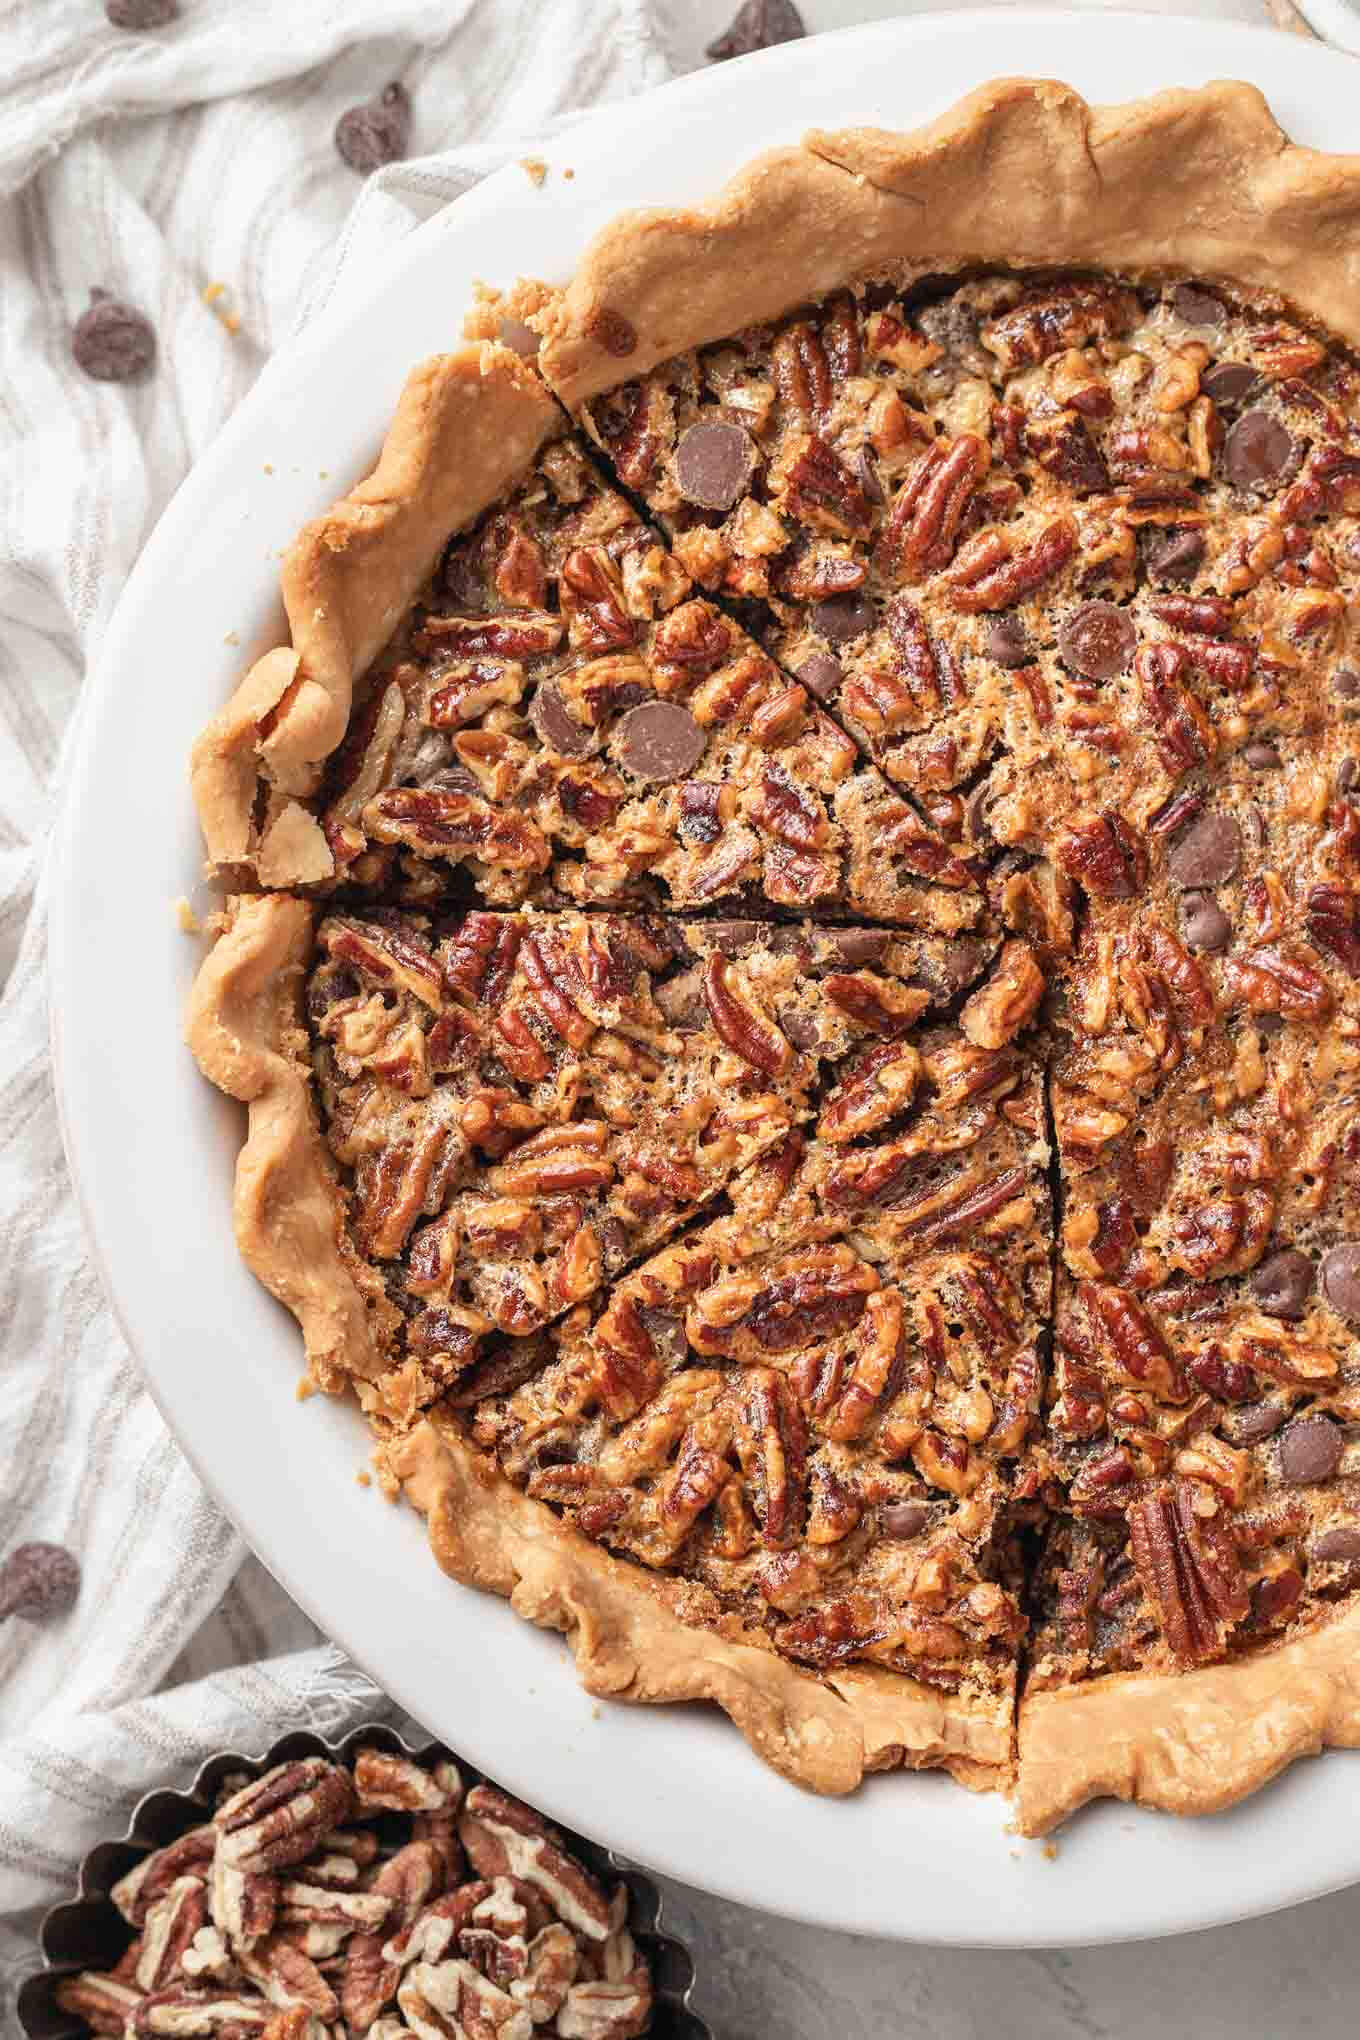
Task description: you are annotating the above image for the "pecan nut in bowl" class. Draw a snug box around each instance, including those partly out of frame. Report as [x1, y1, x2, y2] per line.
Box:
[19, 1725, 707, 2040]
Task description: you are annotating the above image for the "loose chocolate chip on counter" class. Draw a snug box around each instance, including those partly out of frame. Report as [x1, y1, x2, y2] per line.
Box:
[1319, 1243, 1360, 1324]
[1143, 527, 1205, 585]
[614, 701, 705, 784]
[1314, 1526, 1360, 1562]
[1170, 283, 1225, 327]
[797, 651, 844, 701]
[1058, 600, 1135, 680]
[707, 0, 806, 58]
[335, 83, 412, 174]
[1249, 1248, 1314, 1320]
[881, 1501, 931, 1539]
[71, 291, 155, 381]
[986, 615, 1030, 668]
[106, 0, 177, 22]
[1200, 361, 1262, 410]
[813, 592, 876, 643]
[1243, 739, 1281, 770]
[1180, 890, 1232, 953]
[674, 419, 757, 511]
[529, 682, 598, 758]
[825, 928, 891, 967]
[1279, 1415, 1344, 1485]
[1224, 409, 1296, 490]
[1166, 811, 1242, 888]
[0, 1541, 80, 1621]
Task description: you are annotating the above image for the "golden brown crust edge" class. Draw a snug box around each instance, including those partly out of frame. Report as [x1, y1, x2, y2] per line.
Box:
[190, 344, 560, 886]
[535, 77, 1360, 408]
[184, 892, 387, 1390]
[1016, 1602, 1360, 1835]
[387, 1415, 1013, 1797]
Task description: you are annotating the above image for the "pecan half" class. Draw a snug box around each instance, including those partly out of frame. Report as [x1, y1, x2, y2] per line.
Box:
[948, 517, 1076, 612]
[1306, 883, 1360, 976]
[702, 955, 793, 1076]
[875, 434, 988, 581]
[215, 1762, 353, 1877]
[1057, 811, 1147, 901]
[1128, 1481, 1248, 1664]
[459, 1787, 613, 1941]
[960, 940, 1044, 1048]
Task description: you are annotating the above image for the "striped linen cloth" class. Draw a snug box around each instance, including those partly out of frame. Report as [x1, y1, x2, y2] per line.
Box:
[0, 0, 1302, 2016]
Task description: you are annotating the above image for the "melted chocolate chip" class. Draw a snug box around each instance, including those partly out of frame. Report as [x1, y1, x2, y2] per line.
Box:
[1319, 1243, 1360, 1324]
[1224, 1401, 1286, 1445]
[1058, 601, 1135, 680]
[813, 593, 876, 643]
[530, 682, 597, 758]
[1249, 1248, 1313, 1320]
[824, 929, 890, 967]
[0, 1542, 80, 1621]
[1224, 409, 1296, 490]
[674, 419, 757, 511]
[855, 446, 884, 504]
[1338, 756, 1360, 798]
[1170, 283, 1225, 328]
[1279, 1415, 1344, 1484]
[71, 292, 155, 381]
[1143, 528, 1205, 585]
[638, 1307, 688, 1364]
[706, 0, 806, 58]
[797, 652, 844, 701]
[1200, 361, 1262, 410]
[697, 920, 761, 950]
[1334, 668, 1360, 704]
[986, 615, 1030, 668]
[1313, 1526, 1360, 1563]
[780, 1006, 822, 1052]
[1243, 739, 1280, 770]
[335, 83, 412, 174]
[106, 0, 177, 22]
[881, 1501, 930, 1539]
[614, 701, 705, 783]
[1180, 890, 1231, 953]
[1166, 811, 1241, 888]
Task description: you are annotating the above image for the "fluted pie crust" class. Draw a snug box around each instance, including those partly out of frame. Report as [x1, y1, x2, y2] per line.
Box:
[187, 77, 1360, 1833]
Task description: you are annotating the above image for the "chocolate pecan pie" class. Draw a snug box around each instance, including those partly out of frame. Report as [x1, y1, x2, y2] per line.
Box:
[188, 79, 1360, 1832]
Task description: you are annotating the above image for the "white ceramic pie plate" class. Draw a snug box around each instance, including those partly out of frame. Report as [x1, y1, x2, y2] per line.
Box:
[50, 11, 1360, 1945]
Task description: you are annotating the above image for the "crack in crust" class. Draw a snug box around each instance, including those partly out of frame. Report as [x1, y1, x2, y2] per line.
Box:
[530, 78, 1360, 409]
[184, 893, 388, 1390]
[191, 345, 560, 886]
[388, 1412, 1012, 1795]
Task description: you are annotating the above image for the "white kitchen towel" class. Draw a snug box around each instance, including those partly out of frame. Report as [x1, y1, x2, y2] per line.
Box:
[0, 0, 1307, 2017]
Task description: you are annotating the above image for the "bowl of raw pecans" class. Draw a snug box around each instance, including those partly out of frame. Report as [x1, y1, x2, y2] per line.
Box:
[17, 1722, 708, 2039]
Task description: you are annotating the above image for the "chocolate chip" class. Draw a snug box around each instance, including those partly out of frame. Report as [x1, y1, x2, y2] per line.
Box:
[1180, 891, 1231, 953]
[674, 420, 757, 512]
[335, 83, 411, 174]
[498, 317, 541, 359]
[0, 1542, 80, 1621]
[1279, 1415, 1343, 1484]
[706, 0, 806, 59]
[927, 937, 991, 996]
[1254, 1012, 1285, 1038]
[1319, 1243, 1360, 1324]
[613, 702, 705, 784]
[1143, 527, 1205, 585]
[780, 1006, 822, 1052]
[529, 682, 597, 758]
[987, 615, 1030, 668]
[1224, 1401, 1286, 1445]
[698, 920, 761, 950]
[813, 593, 876, 643]
[1058, 601, 1135, 681]
[1170, 283, 1225, 327]
[655, 967, 707, 1030]
[881, 1501, 930, 1539]
[1313, 1526, 1360, 1562]
[797, 652, 844, 701]
[824, 929, 890, 967]
[1224, 409, 1296, 490]
[1167, 811, 1241, 888]
[1333, 669, 1360, 706]
[1249, 1248, 1313, 1320]
[638, 1307, 688, 1364]
[1243, 739, 1280, 770]
[1338, 756, 1360, 798]
[71, 291, 155, 381]
[1200, 362, 1262, 410]
[106, 0, 177, 22]
[855, 446, 884, 504]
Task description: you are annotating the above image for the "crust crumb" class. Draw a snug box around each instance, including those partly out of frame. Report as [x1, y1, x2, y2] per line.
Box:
[520, 156, 547, 187]
[174, 896, 201, 935]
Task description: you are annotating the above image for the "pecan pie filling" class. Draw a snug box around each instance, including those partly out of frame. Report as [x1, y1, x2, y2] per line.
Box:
[189, 78, 1360, 1828]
